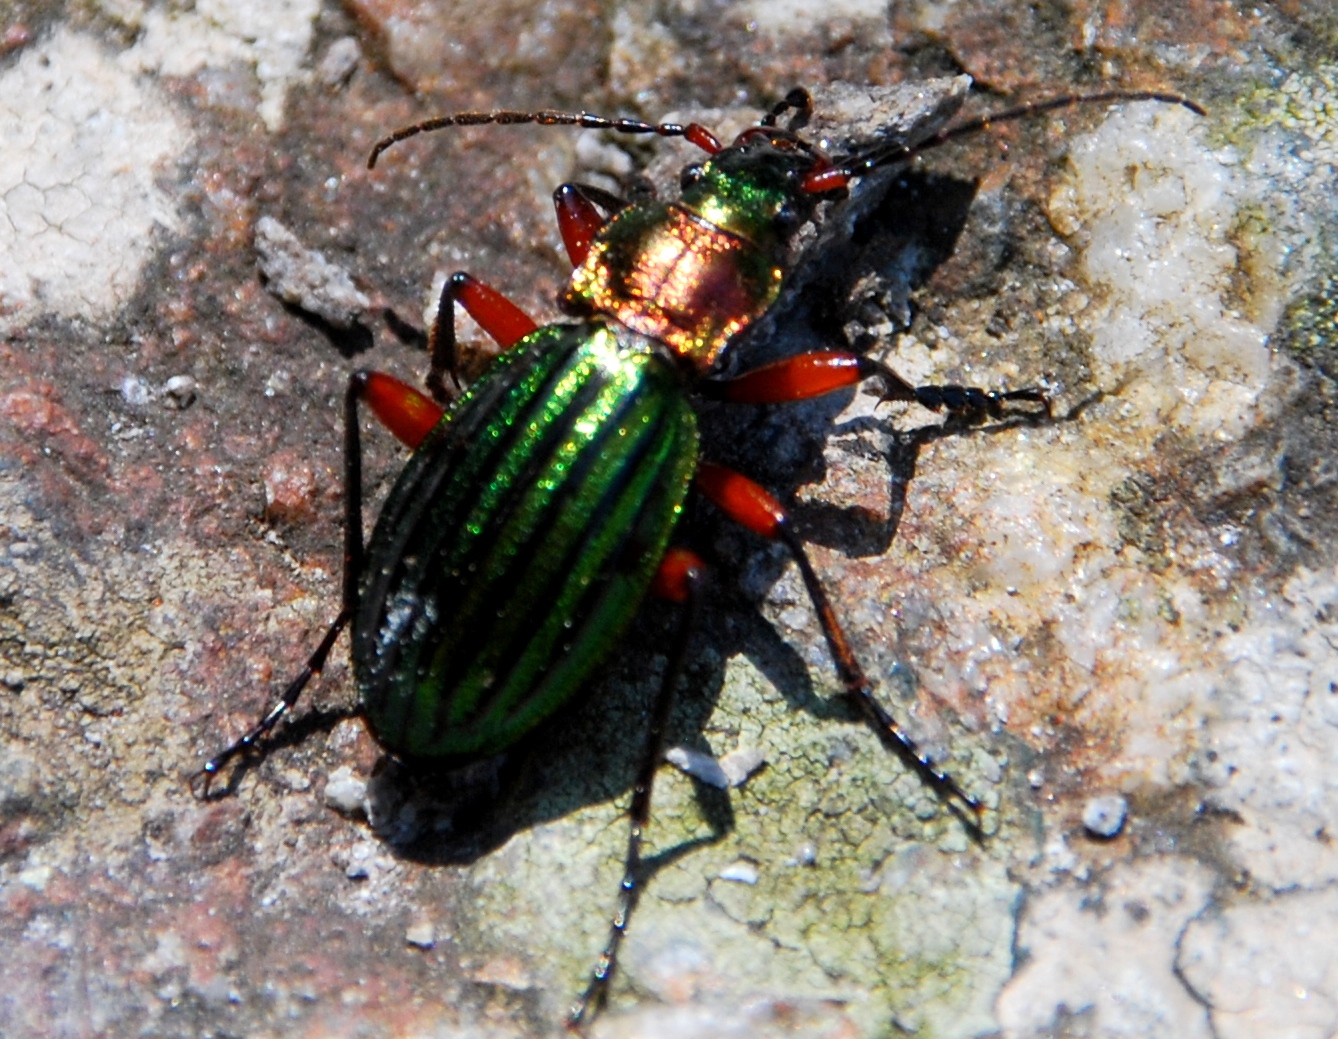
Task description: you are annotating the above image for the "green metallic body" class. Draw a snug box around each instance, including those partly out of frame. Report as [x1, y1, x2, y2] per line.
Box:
[352, 140, 818, 763]
[354, 321, 699, 760]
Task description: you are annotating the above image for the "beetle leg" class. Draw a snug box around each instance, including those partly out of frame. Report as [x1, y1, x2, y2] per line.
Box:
[694, 461, 982, 829]
[863, 356, 1052, 421]
[194, 371, 388, 795]
[569, 549, 706, 1030]
[702, 350, 1050, 420]
[358, 370, 445, 450]
[427, 271, 538, 402]
[648, 545, 706, 605]
[759, 86, 813, 131]
[191, 611, 352, 796]
[700, 350, 867, 403]
[554, 182, 628, 267]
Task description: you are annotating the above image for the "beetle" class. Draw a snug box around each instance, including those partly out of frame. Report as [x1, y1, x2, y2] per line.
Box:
[196, 81, 1204, 1026]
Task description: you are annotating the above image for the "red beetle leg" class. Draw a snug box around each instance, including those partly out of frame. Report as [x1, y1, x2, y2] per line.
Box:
[359, 370, 445, 450]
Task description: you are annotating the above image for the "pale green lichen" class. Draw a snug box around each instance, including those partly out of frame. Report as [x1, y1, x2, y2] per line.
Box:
[1234, 65, 1338, 157]
[458, 648, 1021, 1038]
[1262, 66, 1338, 168]
[1274, 269, 1338, 378]
[1231, 69, 1338, 374]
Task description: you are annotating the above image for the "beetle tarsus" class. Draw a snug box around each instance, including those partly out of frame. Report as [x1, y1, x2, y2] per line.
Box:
[774, 521, 983, 823]
[911, 383, 1052, 421]
[192, 610, 351, 798]
[844, 678, 984, 831]
[569, 557, 706, 1030]
[760, 86, 813, 131]
[857, 355, 1051, 422]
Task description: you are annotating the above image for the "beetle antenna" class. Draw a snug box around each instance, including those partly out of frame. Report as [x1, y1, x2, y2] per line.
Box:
[834, 89, 1206, 179]
[368, 110, 724, 169]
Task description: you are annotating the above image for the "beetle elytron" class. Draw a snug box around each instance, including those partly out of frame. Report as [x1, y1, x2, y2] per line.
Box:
[197, 82, 1204, 1026]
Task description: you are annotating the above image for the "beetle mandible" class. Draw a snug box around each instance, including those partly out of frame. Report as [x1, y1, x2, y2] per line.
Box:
[196, 81, 1204, 1027]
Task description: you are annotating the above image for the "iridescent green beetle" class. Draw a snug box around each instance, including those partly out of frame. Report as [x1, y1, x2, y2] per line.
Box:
[197, 84, 1203, 1026]
[356, 322, 697, 761]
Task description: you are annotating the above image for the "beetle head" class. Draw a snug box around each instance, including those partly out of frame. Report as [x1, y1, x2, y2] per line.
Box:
[677, 128, 842, 247]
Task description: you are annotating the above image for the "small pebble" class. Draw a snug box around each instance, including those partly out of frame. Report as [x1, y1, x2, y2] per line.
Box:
[718, 860, 759, 885]
[664, 746, 729, 789]
[665, 744, 765, 790]
[19, 864, 52, 891]
[254, 216, 370, 330]
[718, 747, 766, 787]
[1082, 794, 1128, 837]
[324, 766, 367, 815]
[318, 37, 360, 88]
[120, 375, 151, 407]
[163, 375, 196, 409]
[405, 919, 435, 948]
[344, 841, 375, 880]
[278, 768, 311, 792]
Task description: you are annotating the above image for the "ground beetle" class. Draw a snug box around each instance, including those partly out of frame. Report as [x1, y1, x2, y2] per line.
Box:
[196, 82, 1204, 1027]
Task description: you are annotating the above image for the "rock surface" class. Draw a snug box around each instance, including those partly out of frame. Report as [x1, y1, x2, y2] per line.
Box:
[1, 2, 1336, 1037]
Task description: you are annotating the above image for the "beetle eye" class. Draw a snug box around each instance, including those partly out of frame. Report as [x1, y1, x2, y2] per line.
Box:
[680, 163, 704, 190]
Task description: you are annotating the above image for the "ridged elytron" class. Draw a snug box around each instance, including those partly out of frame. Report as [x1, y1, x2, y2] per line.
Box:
[197, 83, 1204, 1026]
